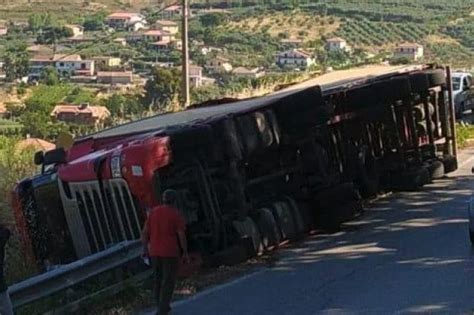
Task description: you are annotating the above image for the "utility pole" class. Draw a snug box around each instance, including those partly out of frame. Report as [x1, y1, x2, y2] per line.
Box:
[181, 0, 190, 107]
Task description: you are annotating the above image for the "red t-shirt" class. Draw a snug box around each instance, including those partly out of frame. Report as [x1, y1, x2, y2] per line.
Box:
[147, 205, 186, 257]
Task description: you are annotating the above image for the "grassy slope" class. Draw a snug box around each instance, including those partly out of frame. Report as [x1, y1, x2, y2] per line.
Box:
[220, 9, 473, 67]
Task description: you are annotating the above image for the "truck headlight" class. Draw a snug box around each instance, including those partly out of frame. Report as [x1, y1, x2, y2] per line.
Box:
[111, 156, 122, 178]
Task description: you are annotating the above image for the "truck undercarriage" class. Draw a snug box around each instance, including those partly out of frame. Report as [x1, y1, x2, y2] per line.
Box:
[12, 65, 457, 271]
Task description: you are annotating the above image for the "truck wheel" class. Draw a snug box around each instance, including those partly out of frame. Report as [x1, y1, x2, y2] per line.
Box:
[413, 104, 425, 121]
[426, 160, 445, 180]
[250, 208, 281, 249]
[391, 166, 430, 191]
[426, 69, 446, 87]
[232, 217, 263, 256]
[284, 197, 307, 236]
[409, 72, 429, 94]
[440, 155, 458, 174]
[270, 201, 296, 241]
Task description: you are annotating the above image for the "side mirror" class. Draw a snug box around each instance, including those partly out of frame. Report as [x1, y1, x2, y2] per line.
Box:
[34, 151, 44, 165]
[43, 148, 67, 165]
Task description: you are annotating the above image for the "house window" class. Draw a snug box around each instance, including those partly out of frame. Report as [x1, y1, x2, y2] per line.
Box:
[60, 62, 64, 67]
[81, 63, 86, 70]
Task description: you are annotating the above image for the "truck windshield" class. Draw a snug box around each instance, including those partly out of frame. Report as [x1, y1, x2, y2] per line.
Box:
[452, 77, 461, 91]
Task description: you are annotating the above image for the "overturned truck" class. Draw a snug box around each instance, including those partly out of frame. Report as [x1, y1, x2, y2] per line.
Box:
[12, 65, 458, 268]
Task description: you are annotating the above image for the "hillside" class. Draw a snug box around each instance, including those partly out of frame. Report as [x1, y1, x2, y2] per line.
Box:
[213, 3, 474, 68]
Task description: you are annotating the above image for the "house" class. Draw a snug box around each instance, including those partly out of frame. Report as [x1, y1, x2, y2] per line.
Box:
[233, 67, 265, 79]
[113, 37, 127, 46]
[27, 45, 54, 55]
[54, 54, 95, 77]
[65, 24, 84, 38]
[326, 37, 349, 52]
[144, 30, 175, 42]
[51, 103, 110, 127]
[96, 71, 133, 85]
[28, 54, 95, 80]
[189, 65, 202, 88]
[151, 20, 179, 35]
[0, 25, 7, 36]
[16, 137, 55, 152]
[200, 46, 223, 55]
[205, 56, 233, 73]
[275, 49, 315, 69]
[189, 65, 215, 88]
[280, 38, 304, 48]
[92, 56, 122, 69]
[394, 43, 424, 61]
[161, 5, 182, 19]
[127, 30, 175, 44]
[105, 13, 147, 31]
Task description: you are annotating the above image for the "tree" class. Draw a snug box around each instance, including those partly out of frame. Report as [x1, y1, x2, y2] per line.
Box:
[20, 112, 50, 139]
[28, 13, 58, 32]
[199, 13, 227, 28]
[2, 40, 29, 82]
[36, 26, 73, 45]
[83, 12, 106, 31]
[40, 66, 60, 86]
[142, 68, 181, 112]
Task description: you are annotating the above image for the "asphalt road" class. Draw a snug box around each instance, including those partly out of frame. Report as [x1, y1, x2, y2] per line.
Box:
[141, 148, 474, 315]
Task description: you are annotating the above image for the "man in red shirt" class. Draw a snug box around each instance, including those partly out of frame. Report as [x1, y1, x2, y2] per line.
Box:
[141, 189, 188, 315]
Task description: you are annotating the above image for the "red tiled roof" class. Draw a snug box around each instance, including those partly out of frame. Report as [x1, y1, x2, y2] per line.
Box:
[107, 12, 141, 19]
[327, 37, 346, 43]
[17, 138, 55, 152]
[51, 104, 110, 119]
[97, 71, 133, 77]
[144, 30, 167, 36]
[155, 20, 178, 26]
[397, 42, 423, 49]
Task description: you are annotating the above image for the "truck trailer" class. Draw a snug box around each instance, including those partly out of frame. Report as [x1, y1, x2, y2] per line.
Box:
[12, 64, 457, 269]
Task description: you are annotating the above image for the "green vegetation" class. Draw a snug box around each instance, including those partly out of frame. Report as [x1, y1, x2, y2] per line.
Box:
[456, 123, 474, 148]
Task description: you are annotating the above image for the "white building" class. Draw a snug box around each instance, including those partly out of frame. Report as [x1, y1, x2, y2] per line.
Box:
[65, 24, 84, 38]
[106, 13, 147, 31]
[151, 20, 179, 35]
[205, 56, 233, 73]
[233, 67, 265, 79]
[29, 54, 95, 80]
[394, 43, 424, 61]
[276, 49, 315, 69]
[326, 37, 349, 52]
[189, 65, 214, 88]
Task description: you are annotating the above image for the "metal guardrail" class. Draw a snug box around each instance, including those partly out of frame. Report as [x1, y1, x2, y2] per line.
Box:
[10, 240, 142, 309]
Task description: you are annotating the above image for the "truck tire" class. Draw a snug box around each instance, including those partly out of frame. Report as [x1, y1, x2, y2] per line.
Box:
[250, 208, 281, 249]
[440, 155, 458, 174]
[270, 201, 296, 241]
[413, 104, 425, 121]
[426, 160, 445, 180]
[409, 72, 429, 94]
[232, 217, 263, 256]
[391, 166, 430, 191]
[426, 69, 446, 87]
[284, 197, 306, 236]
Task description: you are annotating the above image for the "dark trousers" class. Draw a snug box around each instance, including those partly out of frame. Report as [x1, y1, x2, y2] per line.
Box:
[152, 257, 179, 315]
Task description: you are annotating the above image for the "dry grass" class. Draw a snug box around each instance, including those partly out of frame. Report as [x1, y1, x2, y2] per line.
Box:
[223, 12, 340, 42]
